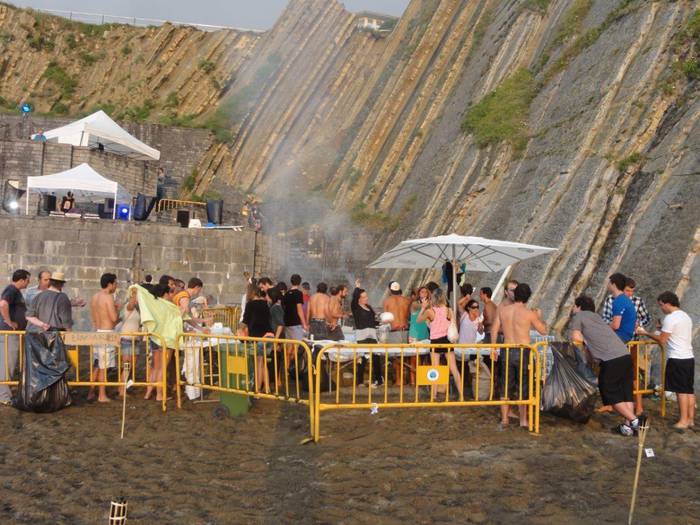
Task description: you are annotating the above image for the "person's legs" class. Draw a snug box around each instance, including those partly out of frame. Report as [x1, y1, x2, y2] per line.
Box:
[631, 347, 643, 416]
[430, 352, 440, 399]
[446, 352, 463, 400]
[156, 349, 173, 401]
[0, 334, 19, 403]
[613, 401, 636, 422]
[145, 350, 162, 399]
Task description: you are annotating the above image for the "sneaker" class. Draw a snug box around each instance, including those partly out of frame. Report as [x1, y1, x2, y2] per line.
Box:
[615, 424, 634, 436]
[630, 415, 647, 434]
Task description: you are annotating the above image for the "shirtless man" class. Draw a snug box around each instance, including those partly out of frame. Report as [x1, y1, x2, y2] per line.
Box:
[88, 273, 119, 403]
[491, 283, 546, 428]
[383, 281, 412, 385]
[308, 282, 331, 340]
[479, 287, 497, 343]
[326, 285, 349, 341]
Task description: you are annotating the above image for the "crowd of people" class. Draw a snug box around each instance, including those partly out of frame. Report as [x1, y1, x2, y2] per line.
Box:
[0, 267, 695, 434]
[236, 271, 695, 433]
[0, 269, 211, 405]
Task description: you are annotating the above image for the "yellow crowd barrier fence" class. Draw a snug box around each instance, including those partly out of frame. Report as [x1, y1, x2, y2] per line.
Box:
[313, 342, 542, 442]
[202, 306, 241, 333]
[0, 330, 170, 412]
[176, 333, 314, 436]
[628, 339, 666, 417]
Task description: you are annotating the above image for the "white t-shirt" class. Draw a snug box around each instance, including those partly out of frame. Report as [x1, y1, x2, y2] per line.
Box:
[661, 310, 694, 359]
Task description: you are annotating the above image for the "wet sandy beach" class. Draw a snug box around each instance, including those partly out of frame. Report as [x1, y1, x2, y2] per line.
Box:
[0, 394, 698, 524]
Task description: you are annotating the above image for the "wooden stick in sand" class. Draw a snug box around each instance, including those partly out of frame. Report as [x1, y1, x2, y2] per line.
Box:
[121, 362, 131, 440]
[628, 417, 650, 524]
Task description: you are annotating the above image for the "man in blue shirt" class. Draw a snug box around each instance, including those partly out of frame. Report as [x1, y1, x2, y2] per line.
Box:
[607, 273, 636, 343]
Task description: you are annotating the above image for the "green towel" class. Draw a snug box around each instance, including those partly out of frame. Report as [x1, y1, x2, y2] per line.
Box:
[129, 284, 183, 349]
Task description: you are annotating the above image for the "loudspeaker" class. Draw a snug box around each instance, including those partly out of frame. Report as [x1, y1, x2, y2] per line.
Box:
[206, 199, 223, 225]
[44, 193, 57, 212]
[176, 209, 190, 228]
[133, 194, 150, 221]
[97, 198, 115, 219]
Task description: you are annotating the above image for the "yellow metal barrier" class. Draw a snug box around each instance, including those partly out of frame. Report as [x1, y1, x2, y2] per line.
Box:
[155, 198, 207, 213]
[1, 330, 170, 412]
[0, 330, 24, 388]
[628, 339, 666, 417]
[312, 342, 542, 442]
[64, 332, 171, 412]
[176, 333, 314, 435]
[202, 306, 241, 333]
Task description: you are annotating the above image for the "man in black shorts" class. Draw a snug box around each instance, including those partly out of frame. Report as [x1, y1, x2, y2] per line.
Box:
[638, 291, 695, 429]
[570, 295, 643, 436]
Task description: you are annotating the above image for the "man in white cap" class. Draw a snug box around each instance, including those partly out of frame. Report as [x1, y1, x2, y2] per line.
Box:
[25, 272, 73, 332]
[383, 281, 412, 386]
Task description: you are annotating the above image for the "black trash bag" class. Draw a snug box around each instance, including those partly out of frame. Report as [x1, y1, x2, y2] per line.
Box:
[542, 347, 597, 423]
[550, 341, 598, 385]
[15, 331, 72, 413]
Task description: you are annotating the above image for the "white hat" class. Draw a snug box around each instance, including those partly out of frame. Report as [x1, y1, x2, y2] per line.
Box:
[50, 272, 67, 283]
[389, 281, 401, 292]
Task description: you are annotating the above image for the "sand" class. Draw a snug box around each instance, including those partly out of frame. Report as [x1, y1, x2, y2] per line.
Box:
[0, 393, 698, 524]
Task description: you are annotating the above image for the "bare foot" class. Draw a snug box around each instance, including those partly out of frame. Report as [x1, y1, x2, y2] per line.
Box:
[86, 393, 96, 402]
[97, 397, 111, 403]
[155, 396, 173, 402]
[672, 422, 690, 430]
[144, 391, 154, 400]
[596, 405, 613, 413]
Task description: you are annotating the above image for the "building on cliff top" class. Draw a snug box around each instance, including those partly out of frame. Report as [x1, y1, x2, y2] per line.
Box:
[356, 11, 398, 32]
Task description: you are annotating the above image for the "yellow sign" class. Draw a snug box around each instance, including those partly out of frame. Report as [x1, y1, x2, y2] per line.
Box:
[416, 365, 449, 386]
[63, 332, 121, 346]
[226, 355, 247, 376]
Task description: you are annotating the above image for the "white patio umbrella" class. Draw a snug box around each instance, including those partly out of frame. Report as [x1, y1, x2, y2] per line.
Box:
[368, 234, 557, 314]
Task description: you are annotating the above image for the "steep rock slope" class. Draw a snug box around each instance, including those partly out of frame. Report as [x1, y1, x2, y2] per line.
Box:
[0, 3, 258, 120]
[194, 0, 700, 335]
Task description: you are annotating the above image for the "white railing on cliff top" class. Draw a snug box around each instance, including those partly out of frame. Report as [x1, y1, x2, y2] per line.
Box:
[37, 8, 265, 34]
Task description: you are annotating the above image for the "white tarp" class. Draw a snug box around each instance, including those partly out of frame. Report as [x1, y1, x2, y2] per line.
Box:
[33, 110, 160, 160]
[26, 163, 131, 218]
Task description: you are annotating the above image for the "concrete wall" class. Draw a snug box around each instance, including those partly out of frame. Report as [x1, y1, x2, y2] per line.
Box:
[0, 115, 215, 197]
[0, 216, 255, 330]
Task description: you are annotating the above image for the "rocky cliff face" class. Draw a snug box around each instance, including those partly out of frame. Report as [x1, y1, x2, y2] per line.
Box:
[0, 3, 258, 119]
[193, 0, 700, 337]
[2, 1, 699, 336]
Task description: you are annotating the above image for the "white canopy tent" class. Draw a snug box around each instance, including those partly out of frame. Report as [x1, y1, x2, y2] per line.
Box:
[26, 163, 132, 219]
[32, 110, 160, 161]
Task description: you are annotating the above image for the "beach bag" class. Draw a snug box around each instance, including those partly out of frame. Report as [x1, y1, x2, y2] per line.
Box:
[447, 315, 459, 343]
[542, 348, 597, 423]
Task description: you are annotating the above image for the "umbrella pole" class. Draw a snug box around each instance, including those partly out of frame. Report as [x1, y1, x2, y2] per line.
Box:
[451, 246, 458, 319]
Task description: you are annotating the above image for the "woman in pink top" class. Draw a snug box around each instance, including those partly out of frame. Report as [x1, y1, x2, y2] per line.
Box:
[417, 288, 463, 399]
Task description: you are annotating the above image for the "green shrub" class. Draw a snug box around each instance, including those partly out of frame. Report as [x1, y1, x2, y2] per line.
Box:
[79, 51, 98, 65]
[27, 34, 54, 51]
[522, 0, 550, 14]
[52, 102, 69, 115]
[199, 60, 216, 73]
[123, 99, 156, 122]
[121, 44, 132, 56]
[681, 58, 700, 80]
[615, 152, 645, 173]
[461, 68, 536, 153]
[163, 91, 179, 109]
[553, 0, 593, 45]
[182, 170, 197, 192]
[350, 202, 400, 232]
[65, 34, 77, 49]
[43, 62, 78, 98]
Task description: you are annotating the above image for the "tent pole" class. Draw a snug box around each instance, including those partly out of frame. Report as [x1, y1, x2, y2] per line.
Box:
[112, 189, 117, 220]
[493, 265, 513, 305]
[452, 246, 458, 320]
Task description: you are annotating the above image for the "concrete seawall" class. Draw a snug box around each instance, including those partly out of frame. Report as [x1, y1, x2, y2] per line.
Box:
[1, 216, 255, 329]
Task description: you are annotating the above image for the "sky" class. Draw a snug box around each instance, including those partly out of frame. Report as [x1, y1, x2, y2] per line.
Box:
[9, 1, 410, 30]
